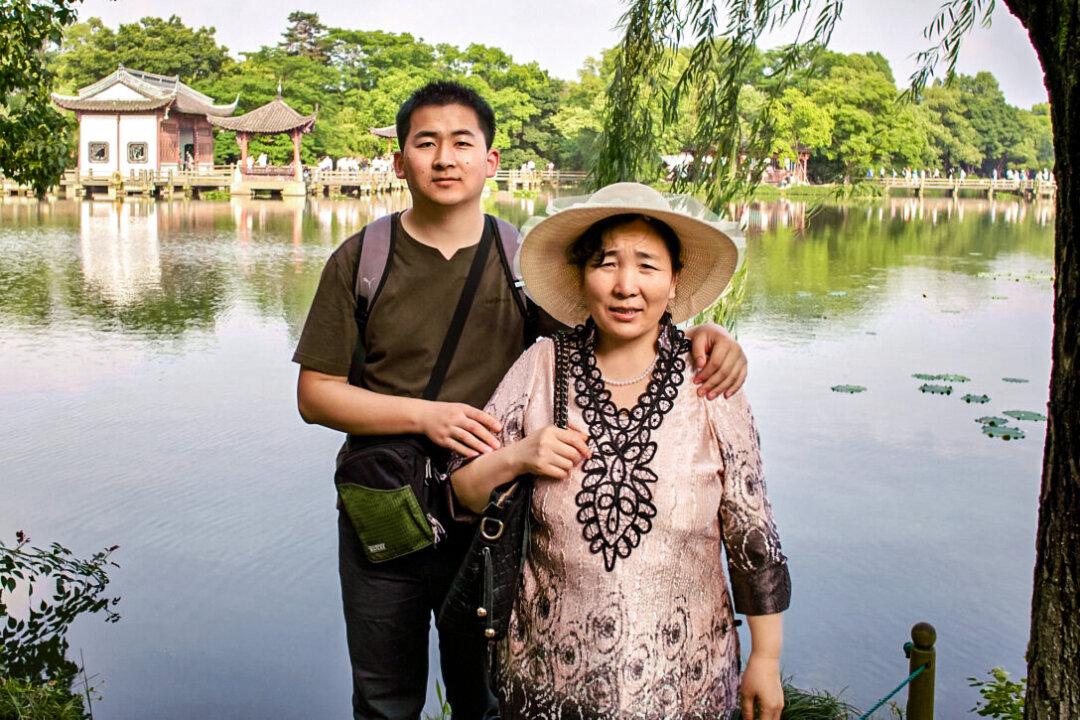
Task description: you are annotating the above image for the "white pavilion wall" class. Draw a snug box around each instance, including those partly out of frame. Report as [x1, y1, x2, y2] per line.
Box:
[119, 115, 158, 175]
[79, 114, 118, 175]
[95, 84, 144, 101]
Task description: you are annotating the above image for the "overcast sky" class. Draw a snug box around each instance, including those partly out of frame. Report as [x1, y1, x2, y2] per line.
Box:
[78, 0, 1049, 108]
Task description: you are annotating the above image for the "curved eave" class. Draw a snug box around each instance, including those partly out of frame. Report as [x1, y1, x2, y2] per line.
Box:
[51, 93, 174, 112]
[207, 110, 317, 134]
[370, 125, 397, 139]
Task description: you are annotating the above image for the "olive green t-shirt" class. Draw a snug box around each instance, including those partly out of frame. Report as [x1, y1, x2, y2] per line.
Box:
[292, 215, 526, 409]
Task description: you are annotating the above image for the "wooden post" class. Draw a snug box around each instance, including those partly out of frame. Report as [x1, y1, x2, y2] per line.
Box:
[906, 622, 936, 720]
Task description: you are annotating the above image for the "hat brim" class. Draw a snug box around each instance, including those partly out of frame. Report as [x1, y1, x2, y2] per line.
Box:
[519, 204, 740, 327]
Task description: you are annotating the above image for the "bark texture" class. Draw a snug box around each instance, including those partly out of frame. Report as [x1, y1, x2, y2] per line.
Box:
[1004, 1, 1080, 718]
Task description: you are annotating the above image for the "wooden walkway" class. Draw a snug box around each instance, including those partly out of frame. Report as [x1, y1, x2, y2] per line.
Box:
[875, 176, 1056, 200]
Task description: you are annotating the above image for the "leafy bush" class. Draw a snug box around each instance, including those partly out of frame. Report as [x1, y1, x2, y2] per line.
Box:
[0, 531, 120, 685]
[968, 667, 1025, 720]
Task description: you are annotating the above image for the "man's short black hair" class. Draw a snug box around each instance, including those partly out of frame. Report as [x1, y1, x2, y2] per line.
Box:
[395, 81, 496, 150]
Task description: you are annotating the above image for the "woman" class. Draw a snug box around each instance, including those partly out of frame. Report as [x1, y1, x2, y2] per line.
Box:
[449, 183, 790, 720]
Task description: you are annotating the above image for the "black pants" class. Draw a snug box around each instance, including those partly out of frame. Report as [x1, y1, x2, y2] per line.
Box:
[338, 509, 498, 720]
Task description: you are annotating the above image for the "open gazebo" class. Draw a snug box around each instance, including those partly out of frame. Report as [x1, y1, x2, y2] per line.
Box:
[369, 125, 397, 155]
[208, 91, 317, 180]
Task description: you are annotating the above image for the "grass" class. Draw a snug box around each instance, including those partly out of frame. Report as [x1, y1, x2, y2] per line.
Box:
[0, 677, 87, 720]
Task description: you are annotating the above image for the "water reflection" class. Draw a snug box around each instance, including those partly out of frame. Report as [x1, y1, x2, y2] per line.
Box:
[79, 200, 161, 305]
[729, 197, 1056, 233]
[0, 195, 1054, 344]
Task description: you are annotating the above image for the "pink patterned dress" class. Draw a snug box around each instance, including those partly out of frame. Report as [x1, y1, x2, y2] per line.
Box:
[452, 323, 790, 720]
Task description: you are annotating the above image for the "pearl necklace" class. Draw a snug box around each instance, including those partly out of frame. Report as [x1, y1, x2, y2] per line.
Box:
[601, 355, 659, 386]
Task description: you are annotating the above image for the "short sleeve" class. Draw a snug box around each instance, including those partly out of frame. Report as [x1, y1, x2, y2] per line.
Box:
[710, 391, 791, 616]
[444, 338, 554, 519]
[292, 240, 359, 377]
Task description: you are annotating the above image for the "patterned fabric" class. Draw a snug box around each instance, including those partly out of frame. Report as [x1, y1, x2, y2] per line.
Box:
[450, 328, 790, 719]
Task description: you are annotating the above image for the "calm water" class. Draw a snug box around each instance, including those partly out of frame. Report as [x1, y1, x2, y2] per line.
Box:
[0, 192, 1053, 718]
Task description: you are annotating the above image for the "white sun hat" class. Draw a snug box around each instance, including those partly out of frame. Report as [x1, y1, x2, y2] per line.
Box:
[517, 182, 743, 327]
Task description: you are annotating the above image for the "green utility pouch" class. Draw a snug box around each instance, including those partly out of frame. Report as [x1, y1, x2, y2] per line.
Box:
[337, 483, 435, 563]
[335, 435, 447, 563]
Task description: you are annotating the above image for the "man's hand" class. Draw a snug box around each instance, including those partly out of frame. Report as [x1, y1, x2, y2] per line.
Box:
[510, 424, 591, 480]
[417, 402, 503, 457]
[740, 654, 784, 720]
[686, 323, 747, 399]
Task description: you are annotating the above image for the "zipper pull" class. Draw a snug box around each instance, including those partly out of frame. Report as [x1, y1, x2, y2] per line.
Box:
[428, 514, 447, 545]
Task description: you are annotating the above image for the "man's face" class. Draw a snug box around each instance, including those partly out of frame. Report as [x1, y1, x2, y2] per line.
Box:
[393, 103, 499, 209]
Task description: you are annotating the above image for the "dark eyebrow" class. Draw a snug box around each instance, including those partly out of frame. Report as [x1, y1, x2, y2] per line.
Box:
[412, 129, 478, 141]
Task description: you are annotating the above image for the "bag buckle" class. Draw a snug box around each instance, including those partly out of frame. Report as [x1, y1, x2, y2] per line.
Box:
[480, 517, 505, 541]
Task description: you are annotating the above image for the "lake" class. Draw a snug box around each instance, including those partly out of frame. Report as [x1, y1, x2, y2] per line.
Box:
[0, 191, 1053, 718]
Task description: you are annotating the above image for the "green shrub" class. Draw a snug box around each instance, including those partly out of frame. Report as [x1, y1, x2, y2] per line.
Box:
[1, 531, 120, 686]
[968, 667, 1025, 720]
[0, 676, 86, 720]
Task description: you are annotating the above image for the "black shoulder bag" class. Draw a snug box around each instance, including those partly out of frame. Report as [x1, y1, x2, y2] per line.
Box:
[335, 221, 495, 564]
[438, 331, 570, 640]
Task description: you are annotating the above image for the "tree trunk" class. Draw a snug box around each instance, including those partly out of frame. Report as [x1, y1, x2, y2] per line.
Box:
[1003, 1, 1080, 718]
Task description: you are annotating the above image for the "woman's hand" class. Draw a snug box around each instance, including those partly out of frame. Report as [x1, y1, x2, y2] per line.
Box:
[510, 425, 590, 480]
[739, 654, 784, 720]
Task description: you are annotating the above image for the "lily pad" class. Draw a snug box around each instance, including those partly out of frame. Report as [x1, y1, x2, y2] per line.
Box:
[961, 394, 990, 404]
[912, 373, 969, 382]
[982, 424, 1026, 440]
[1002, 377, 1029, 384]
[829, 290, 848, 297]
[831, 385, 867, 394]
[990, 295, 1008, 300]
[919, 383, 953, 395]
[976, 416, 1010, 427]
[1003, 410, 1047, 422]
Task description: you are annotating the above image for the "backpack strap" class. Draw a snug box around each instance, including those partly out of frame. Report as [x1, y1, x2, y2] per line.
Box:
[490, 215, 539, 344]
[353, 212, 397, 339]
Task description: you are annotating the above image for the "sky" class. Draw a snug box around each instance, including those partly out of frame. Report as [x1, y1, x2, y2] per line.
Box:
[77, 0, 1049, 108]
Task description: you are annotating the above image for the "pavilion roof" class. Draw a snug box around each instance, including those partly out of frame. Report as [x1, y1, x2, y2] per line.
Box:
[51, 66, 238, 116]
[207, 96, 317, 134]
[370, 125, 397, 139]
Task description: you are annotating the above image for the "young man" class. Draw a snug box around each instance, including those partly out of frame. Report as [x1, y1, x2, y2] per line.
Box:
[293, 81, 748, 720]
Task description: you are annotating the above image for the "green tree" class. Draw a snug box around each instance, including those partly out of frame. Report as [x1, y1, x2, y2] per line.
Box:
[280, 11, 329, 62]
[0, 0, 78, 194]
[808, 52, 932, 179]
[597, 3, 1077, 719]
[922, 81, 984, 170]
[51, 15, 233, 93]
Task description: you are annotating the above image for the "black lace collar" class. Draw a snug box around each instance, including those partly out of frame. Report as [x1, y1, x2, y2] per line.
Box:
[564, 315, 690, 571]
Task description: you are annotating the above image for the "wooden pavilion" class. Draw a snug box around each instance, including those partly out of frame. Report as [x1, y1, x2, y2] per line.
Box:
[207, 90, 317, 180]
[51, 65, 238, 175]
[369, 125, 397, 154]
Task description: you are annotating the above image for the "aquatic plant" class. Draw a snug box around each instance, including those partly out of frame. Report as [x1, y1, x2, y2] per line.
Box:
[1001, 378, 1029, 384]
[982, 424, 1026, 441]
[962, 394, 990, 404]
[1003, 410, 1047, 422]
[976, 417, 1011, 427]
[831, 385, 866, 394]
[919, 384, 953, 395]
[912, 373, 969, 383]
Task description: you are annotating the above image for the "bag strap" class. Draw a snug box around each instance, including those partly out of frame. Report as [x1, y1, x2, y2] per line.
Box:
[353, 212, 397, 338]
[552, 332, 569, 430]
[421, 216, 495, 401]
